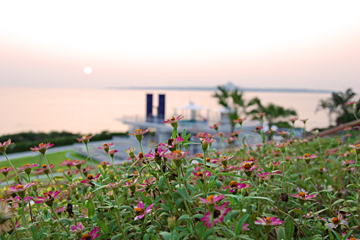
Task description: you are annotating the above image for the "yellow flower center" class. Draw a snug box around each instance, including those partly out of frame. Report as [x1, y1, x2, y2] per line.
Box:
[298, 192, 306, 198]
[230, 181, 238, 187]
[304, 153, 310, 158]
[265, 217, 271, 223]
[2, 166, 7, 169]
[332, 217, 340, 224]
[206, 157, 210, 162]
[196, 172, 203, 177]
[39, 143, 44, 146]
[82, 233, 91, 240]
[171, 116, 175, 121]
[103, 143, 108, 147]
[356, 144, 360, 148]
[24, 163, 30, 167]
[249, 157, 254, 161]
[101, 161, 106, 164]
[134, 207, 145, 215]
[87, 174, 93, 180]
[42, 164, 47, 168]
[135, 129, 142, 133]
[243, 163, 251, 170]
[16, 185, 23, 189]
[207, 195, 214, 202]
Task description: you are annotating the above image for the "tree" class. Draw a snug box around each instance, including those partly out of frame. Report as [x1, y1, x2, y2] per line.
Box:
[316, 88, 359, 126]
[247, 97, 297, 128]
[213, 86, 247, 132]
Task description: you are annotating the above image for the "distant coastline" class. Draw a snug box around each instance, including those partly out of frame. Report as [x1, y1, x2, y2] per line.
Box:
[111, 86, 331, 93]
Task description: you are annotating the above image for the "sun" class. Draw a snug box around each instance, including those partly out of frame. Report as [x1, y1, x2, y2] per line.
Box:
[84, 66, 92, 74]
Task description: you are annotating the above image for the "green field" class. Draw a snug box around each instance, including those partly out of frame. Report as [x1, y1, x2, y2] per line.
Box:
[0, 150, 89, 181]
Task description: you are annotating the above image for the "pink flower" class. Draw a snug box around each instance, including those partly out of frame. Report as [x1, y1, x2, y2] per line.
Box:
[77, 135, 93, 144]
[133, 201, 154, 220]
[199, 194, 224, 204]
[30, 142, 54, 154]
[36, 164, 54, 175]
[99, 161, 111, 169]
[252, 126, 263, 133]
[71, 222, 85, 234]
[7, 183, 35, 198]
[257, 172, 270, 181]
[297, 153, 318, 164]
[81, 173, 101, 186]
[289, 117, 298, 123]
[210, 123, 221, 131]
[255, 217, 284, 226]
[223, 182, 250, 194]
[34, 190, 61, 207]
[164, 150, 189, 167]
[241, 161, 256, 176]
[200, 202, 231, 228]
[60, 159, 75, 168]
[159, 135, 184, 150]
[109, 149, 118, 158]
[82, 226, 101, 240]
[18, 163, 39, 175]
[97, 142, 114, 153]
[163, 115, 184, 127]
[233, 117, 247, 124]
[289, 189, 317, 201]
[300, 118, 308, 124]
[71, 159, 86, 170]
[342, 160, 355, 166]
[128, 129, 150, 141]
[0, 139, 14, 153]
[52, 206, 66, 214]
[325, 214, 348, 229]
[229, 130, 242, 137]
[0, 166, 13, 176]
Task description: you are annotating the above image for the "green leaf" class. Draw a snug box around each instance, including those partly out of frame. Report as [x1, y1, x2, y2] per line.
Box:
[178, 188, 192, 203]
[277, 227, 286, 240]
[178, 214, 189, 221]
[183, 168, 194, 181]
[160, 232, 171, 240]
[331, 199, 345, 207]
[215, 181, 222, 189]
[96, 218, 109, 233]
[285, 219, 294, 240]
[86, 200, 95, 218]
[158, 176, 166, 192]
[236, 214, 249, 235]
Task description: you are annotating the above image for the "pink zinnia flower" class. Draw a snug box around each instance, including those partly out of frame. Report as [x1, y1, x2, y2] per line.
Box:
[0, 139, 14, 154]
[128, 129, 150, 141]
[342, 159, 355, 166]
[159, 135, 184, 149]
[71, 222, 85, 234]
[229, 130, 242, 138]
[0, 166, 13, 177]
[252, 126, 263, 133]
[300, 118, 308, 124]
[199, 194, 224, 204]
[71, 159, 86, 170]
[7, 183, 35, 198]
[164, 150, 189, 167]
[109, 149, 118, 158]
[200, 202, 231, 228]
[52, 206, 66, 214]
[82, 226, 101, 240]
[18, 163, 39, 175]
[77, 135, 93, 144]
[223, 182, 250, 194]
[97, 142, 114, 153]
[99, 161, 111, 169]
[36, 164, 54, 175]
[255, 217, 284, 226]
[34, 190, 61, 207]
[30, 142, 54, 154]
[325, 214, 348, 229]
[233, 117, 247, 124]
[81, 173, 101, 186]
[289, 188, 317, 201]
[257, 172, 270, 181]
[133, 201, 154, 220]
[289, 117, 298, 124]
[163, 115, 184, 127]
[297, 153, 318, 164]
[210, 123, 221, 131]
[60, 159, 74, 168]
[241, 161, 256, 176]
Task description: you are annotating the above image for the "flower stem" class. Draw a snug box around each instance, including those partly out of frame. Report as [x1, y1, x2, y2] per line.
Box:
[85, 144, 100, 174]
[3, 152, 20, 181]
[203, 150, 207, 196]
[42, 154, 61, 191]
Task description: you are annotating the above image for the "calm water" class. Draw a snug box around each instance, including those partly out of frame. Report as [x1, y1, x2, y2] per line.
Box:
[0, 87, 330, 135]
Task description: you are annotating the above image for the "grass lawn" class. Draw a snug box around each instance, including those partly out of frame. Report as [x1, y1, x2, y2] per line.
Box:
[0, 150, 89, 181]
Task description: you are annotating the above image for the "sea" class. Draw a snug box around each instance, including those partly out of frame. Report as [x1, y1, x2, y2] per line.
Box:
[0, 87, 330, 136]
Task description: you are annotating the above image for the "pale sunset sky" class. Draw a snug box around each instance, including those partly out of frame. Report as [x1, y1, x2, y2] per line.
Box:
[1, 0, 360, 92]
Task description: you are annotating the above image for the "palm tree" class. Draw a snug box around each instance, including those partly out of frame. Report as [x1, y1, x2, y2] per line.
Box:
[213, 86, 247, 132]
[247, 97, 297, 128]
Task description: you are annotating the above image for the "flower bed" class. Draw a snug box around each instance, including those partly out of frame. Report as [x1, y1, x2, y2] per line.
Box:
[0, 116, 359, 239]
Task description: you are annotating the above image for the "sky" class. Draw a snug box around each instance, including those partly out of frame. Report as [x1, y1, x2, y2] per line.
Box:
[1, 0, 360, 92]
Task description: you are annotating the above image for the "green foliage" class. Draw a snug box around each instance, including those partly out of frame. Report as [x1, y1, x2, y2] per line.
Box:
[0, 131, 127, 154]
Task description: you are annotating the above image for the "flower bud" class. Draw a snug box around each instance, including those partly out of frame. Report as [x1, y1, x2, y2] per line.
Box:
[168, 216, 176, 231]
[201, 140, 209, 152]
[280, 192, 288, 202]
